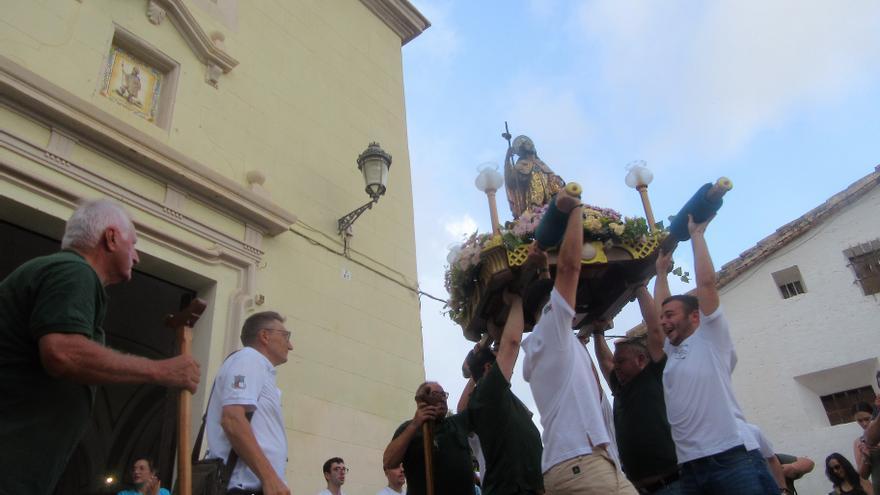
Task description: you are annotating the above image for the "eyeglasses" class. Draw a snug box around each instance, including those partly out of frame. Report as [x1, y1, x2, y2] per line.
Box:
[417, 390, 449, 400]
[265, 328, 292, 342]
[332, 466, 349, 473]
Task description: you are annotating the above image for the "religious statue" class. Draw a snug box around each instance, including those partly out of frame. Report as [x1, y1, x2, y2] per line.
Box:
[504, 134, 565, 219]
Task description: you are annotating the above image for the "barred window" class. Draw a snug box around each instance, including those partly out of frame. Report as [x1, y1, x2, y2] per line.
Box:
[821, 386, 876, 426]
[844, 240, 880, 296]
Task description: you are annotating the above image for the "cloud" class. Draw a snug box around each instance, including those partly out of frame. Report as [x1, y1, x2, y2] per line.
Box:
[576, 0, 880, 156]
[443, 213, 478, 240]
[407, 0, 461, 64]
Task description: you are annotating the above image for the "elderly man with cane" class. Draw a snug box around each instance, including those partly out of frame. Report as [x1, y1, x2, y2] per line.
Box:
[0, 199, 201, 495]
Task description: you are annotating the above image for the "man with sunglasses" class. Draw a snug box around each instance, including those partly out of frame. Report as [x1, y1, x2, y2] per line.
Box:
[383, 381, 474, 495]
[206, 311, 293, 495]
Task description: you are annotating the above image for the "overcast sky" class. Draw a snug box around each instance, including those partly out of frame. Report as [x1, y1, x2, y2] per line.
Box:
[401, 0, 880, 426]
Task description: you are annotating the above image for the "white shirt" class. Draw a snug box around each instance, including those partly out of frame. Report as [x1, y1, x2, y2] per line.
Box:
[375, 487, 405, 495]
[739, 421, 774, 457]
[663, 307, 743, 463]
[317, 489, 346, 495]
[522, 288, 611, 472]
[206, 347, 288, 490]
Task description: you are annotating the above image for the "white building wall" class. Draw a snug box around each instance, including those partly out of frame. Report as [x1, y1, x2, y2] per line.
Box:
[720, 185, 880, 495]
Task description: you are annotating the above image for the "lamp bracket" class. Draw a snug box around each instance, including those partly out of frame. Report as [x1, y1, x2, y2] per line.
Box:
[337, 197, 379, 235]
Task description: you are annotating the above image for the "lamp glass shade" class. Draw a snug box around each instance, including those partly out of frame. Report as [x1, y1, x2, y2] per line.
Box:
[362, 156, 388, 197]
[475, 164, 504, 192]
[625, 161, 653, 188]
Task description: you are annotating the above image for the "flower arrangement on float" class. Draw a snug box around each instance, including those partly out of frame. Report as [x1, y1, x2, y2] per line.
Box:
[443, 204, 652, 327]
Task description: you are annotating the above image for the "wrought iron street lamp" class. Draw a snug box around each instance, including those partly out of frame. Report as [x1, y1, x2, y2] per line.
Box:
[337, 142, 392, 235]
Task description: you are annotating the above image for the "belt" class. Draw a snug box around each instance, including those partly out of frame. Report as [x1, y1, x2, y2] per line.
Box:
[635, 471, 680, 494]
[681, 445, 747, 467]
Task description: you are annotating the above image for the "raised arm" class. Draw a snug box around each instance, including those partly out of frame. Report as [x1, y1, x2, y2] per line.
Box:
[497, 293, 524, 382]
[39, 333, 199, 392]
[688, 214, 719, 315]
[635, 284, 664, 363]
[591, 323, 614, 385]
[867, 418, 880, 446]
[649, 251, 673, 360]
[653, 249, 673, 312]
[555, 203, 583, 309]
[457, 378, 476, 413]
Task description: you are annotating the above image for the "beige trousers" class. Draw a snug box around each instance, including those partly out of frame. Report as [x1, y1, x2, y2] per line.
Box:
[543, 447, 638, 495]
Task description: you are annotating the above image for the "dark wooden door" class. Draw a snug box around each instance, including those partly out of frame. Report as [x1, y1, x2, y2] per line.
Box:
[0, 221, 193, 495]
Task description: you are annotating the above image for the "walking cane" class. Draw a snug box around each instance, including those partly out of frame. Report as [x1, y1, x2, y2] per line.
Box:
[165, 298, 207, 495]
[422, 421, 435, 495]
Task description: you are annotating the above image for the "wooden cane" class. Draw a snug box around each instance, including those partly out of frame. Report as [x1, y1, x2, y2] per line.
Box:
[165, 298, 207, 495]
[422, 421, 435, 495]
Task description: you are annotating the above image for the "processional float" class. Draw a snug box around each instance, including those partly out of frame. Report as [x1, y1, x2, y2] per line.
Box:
[443, 125, 733, 346]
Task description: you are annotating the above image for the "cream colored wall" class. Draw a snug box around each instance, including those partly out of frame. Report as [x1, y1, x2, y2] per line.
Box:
[0, 1, 424, 493]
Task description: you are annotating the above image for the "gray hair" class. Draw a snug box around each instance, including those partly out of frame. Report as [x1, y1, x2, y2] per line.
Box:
[240, 311, 286, 346]
[61, 199, 134, 250]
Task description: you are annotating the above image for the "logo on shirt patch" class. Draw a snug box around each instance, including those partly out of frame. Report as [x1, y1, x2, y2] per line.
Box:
[543, 304, 552, 314]
[233, 375, 246, 389]
[671, 343, 690, 360]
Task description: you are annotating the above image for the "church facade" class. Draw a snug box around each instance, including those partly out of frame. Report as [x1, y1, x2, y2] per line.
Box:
[0, 1, 428, 493]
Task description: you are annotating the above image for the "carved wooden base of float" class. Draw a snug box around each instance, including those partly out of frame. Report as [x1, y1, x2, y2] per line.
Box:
[461, 232, 665, 342]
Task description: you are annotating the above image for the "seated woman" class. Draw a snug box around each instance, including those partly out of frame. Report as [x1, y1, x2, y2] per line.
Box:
[827, 453, 873, 495]
[117, 458, 170, 495]
[853, 401, 880, 493]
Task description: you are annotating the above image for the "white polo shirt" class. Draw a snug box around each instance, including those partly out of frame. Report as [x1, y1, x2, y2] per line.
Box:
[663, 307, 743, 463]
[522, 288, 611, 473]
[206, 347, 288, 490]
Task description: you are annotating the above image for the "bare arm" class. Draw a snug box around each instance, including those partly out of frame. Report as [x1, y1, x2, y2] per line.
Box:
[39, 333, 199, 392]
[221, 405, 290, 495]
[766, 455, 786, 491]
[591, 324, 613, 385]
[383, 402, 439, 469]
[867, 418, 880, 445]
[781, 456, 814, 480]
[555, 204, 583, 309]
[633, 285, 663, 363]
[457, 378, 476, 413]
[863, 477, 874, 495]
[688, 214, 720, 315]
[497, 294, 524, 382]
[856, 439, 872, 479]
[649, 251, 673, 361]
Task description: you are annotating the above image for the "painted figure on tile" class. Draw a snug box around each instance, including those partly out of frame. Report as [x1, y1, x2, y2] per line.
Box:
[117, 63, 142, 105]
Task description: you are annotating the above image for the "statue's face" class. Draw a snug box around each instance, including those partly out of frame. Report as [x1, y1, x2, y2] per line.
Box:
[513, 135, 535, 155]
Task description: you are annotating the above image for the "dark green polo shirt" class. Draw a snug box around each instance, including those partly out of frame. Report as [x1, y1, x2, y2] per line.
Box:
[468, 362, 543, 495]
[0, 250, 107, 495]
[393, 411, 474, 495]
[609, 355, 678, 481]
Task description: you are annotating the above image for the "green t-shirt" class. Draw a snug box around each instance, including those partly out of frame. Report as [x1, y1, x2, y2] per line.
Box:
[0, 250, 106, 495]
[468, 362, 544, 495]
[393, 412, 474, 495]
[609, 356, 678, 481]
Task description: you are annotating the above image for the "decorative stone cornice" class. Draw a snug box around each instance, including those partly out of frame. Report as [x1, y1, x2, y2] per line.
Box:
[145, 0, 238, 86]
[359, 0, 430, 45]
[0, 54, 297, 236]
